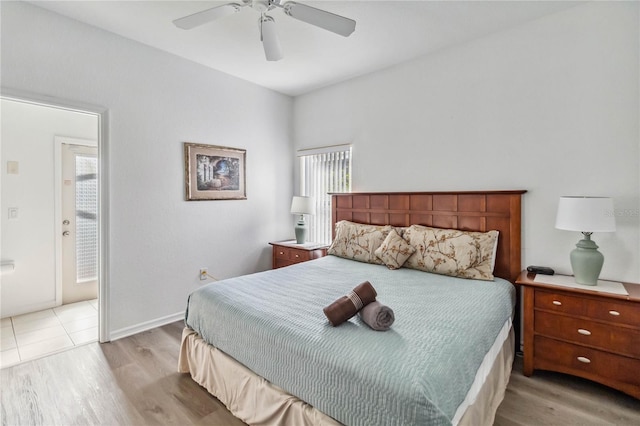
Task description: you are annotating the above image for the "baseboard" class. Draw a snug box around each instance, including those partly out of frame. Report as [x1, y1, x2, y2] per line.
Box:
[109, 311, 185, 342]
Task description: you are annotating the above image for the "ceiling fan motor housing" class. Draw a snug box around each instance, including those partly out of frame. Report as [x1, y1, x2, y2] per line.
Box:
[250, 1, 274, 13]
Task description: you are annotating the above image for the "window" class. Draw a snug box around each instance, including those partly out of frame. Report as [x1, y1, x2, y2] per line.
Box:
[298, 144, 352, 244]
[75, 154, 98, 282]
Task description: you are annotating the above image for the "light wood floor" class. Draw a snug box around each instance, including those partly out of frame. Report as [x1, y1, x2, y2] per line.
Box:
[2, 321, 639, 425]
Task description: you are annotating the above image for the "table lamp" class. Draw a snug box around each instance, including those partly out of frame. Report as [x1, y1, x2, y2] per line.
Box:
[290, 196, 315, 244]
[555, 196, 616, 285]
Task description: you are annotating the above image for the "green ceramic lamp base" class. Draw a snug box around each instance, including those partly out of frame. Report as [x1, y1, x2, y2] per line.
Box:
[294, 216, 307, 244]
[570, 233, 604, 286]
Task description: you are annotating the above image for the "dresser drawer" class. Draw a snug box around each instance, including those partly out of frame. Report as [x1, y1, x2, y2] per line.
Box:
[534, 335, 640, 397]
[535, 290, 639, 328]
[535, 291, 586, 316]
[274, 246, 290, 259]
[274, 246, 311, 262]
[586, 299, 640, 328]
[288, 248, 310, 262]
[271, 242, 328, 269]
[274, 258, 296, 269]
[534, 310, 640, 358]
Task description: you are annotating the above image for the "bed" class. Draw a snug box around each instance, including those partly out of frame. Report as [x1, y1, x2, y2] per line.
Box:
[179, 190, 526, 425]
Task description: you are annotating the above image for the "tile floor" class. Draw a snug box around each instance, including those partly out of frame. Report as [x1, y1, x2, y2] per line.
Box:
[0, 299, 98, 369]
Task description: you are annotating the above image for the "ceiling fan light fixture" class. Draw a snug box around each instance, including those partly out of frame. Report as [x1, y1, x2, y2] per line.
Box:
[260, 15, 283, 61]
[251, 0, 272, 13]
[282, 1, 356, 37]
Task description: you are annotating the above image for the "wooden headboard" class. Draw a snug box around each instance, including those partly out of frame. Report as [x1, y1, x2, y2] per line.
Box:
[331, 190, 526, 282]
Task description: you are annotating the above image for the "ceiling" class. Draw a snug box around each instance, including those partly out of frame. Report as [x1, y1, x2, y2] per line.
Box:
[27, 1, 579, 96]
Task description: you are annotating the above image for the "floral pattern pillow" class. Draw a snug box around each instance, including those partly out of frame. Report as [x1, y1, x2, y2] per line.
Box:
[328, 221, 393, 265]
[403, 224, 499, 281]
[375, 228, 416, 270]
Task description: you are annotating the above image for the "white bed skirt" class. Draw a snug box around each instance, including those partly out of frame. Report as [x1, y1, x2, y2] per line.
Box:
[178, 326, 514, 426]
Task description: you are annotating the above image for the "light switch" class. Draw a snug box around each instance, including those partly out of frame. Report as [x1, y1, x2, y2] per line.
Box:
[7, 161, 19, 175]
[8, 207, 18, 220]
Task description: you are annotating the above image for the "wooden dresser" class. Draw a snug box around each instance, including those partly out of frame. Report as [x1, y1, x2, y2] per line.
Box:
[515, 271, 640, 399]
[269, 240, 327, 269]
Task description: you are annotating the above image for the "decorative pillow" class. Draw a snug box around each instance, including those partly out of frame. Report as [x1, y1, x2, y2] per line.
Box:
[403, 225, 499, 281]
[375, 229, 416, 270]
[394, 226, 408, 238]
[328, 221, 393, 265]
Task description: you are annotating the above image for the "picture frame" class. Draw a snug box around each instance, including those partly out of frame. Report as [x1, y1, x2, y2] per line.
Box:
[184, 142, 246, 201]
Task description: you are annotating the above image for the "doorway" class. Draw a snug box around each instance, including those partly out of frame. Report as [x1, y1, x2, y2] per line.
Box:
[1, 95, 108, 368]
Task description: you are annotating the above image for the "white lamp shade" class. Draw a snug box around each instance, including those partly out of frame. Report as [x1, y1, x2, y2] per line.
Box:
[555, 196, 616, 233]
[291, 196, 315, 215]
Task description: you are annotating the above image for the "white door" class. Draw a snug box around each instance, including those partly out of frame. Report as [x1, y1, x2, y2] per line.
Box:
[61, 143, 98, 304]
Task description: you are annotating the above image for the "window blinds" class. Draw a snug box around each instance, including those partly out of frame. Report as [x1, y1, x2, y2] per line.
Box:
[299, 145, 351, 244]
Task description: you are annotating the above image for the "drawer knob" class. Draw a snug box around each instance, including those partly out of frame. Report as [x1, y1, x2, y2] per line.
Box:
[577, 356, 591, 364]
[552, 300, 562, 306]
[295, 254, 300, 258]
[577, 328, 591, 336]
[609, 310, 620, 316]
[279, 251, 284, 255]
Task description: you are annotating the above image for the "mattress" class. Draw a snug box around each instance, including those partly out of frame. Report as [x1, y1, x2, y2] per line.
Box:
[178, 323, 514, 426]
[184, 255, 515, 425]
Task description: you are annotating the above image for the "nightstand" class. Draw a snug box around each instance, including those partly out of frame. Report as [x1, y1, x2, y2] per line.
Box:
[515, 271, 640, 399]
[269, 240, 327, 269]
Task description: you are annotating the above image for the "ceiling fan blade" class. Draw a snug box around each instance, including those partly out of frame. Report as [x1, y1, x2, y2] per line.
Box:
[173, 3, 243, 30]
[260, 16, 283, 61]
[282, 1, 355, 37]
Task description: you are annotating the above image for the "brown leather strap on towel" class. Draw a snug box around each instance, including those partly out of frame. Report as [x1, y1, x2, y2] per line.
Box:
[323, 281, 377, 326]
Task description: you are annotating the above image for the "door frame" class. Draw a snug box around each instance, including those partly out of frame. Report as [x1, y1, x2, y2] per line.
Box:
[1, 88, 110, 343]
[55, 137, 97, 306]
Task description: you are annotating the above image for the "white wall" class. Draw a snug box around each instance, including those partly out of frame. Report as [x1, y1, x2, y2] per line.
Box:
[294, 2, 640, 283]
[2, 0, 637, 338]
[1, 99, 98, 317]
[1, 1, 294, 335]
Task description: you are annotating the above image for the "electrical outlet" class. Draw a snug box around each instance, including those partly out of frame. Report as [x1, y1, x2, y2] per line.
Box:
[8, 207, 18, 220]
[199, 268, 208, 281]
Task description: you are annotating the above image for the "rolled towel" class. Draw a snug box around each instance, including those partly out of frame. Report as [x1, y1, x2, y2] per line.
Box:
[359, 301, 395, 331]
[323, 281, 377, 326]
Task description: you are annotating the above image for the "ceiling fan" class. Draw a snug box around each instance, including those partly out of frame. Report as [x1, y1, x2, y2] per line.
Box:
[173, 0, 356, 61]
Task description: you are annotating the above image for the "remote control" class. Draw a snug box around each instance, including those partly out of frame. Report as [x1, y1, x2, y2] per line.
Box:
[526, 265, 555, 275]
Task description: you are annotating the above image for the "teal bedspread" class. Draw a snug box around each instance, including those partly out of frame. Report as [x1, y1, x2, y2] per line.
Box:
[185, 255, 515, 425]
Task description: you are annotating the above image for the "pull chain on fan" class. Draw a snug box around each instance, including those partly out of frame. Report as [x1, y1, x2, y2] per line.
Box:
[173, 0, 356, 61]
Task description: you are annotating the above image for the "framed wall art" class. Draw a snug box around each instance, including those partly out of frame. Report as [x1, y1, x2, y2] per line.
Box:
[184, 142, 246, 201]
